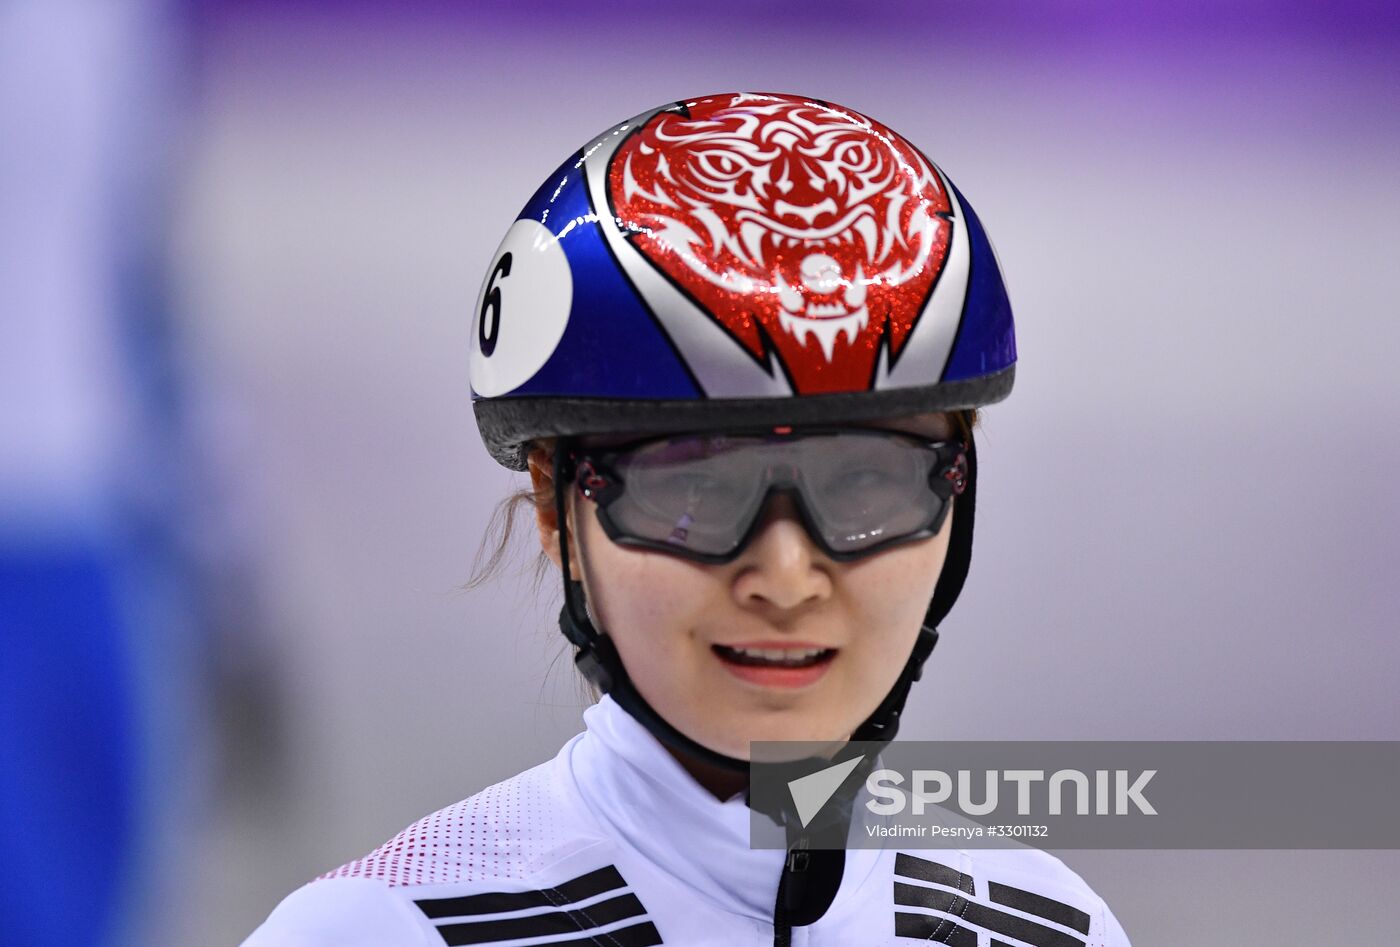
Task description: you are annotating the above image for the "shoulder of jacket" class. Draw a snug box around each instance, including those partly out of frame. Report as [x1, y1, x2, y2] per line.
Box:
[320, 754, 603, 888]
[240, 877, 437, 947]
[242, 756, 620, 946]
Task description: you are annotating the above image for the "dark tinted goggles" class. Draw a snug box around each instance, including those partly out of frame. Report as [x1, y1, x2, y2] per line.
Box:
[568, 428, 968, 563]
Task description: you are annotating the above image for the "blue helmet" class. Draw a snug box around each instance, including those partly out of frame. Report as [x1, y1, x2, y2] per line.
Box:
[470, 92, 1014, 471]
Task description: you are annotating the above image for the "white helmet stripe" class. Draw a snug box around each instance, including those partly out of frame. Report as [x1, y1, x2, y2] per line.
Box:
[875, 162, 970, 390]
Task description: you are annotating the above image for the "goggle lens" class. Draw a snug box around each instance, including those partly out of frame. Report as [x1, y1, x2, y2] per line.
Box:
[575, 430, 967, 562]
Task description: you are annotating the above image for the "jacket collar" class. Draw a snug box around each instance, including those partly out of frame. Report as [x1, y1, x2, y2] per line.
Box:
[569, 694, 789, 919]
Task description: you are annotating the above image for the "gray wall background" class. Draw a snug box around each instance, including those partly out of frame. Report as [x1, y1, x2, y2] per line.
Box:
[165, 5, 1399, 943]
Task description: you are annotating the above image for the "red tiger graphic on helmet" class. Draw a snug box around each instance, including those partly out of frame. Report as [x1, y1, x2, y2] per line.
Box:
[607, 93, 952, 394]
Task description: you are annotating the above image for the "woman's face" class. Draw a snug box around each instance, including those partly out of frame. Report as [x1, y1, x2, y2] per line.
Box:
[531, 413, 956, 759]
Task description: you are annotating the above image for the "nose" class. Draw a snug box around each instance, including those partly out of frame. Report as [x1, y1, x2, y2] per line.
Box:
[730, 492, 832, 613]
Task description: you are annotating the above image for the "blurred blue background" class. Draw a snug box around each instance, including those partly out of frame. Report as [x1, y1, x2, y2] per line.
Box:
[2, 1, 1397, 944]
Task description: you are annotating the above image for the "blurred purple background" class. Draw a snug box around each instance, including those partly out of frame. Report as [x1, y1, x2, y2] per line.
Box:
[4, 1, 1397, 944]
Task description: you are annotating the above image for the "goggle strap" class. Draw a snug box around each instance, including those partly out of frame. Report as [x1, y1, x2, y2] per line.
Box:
[554, 440, 595, 649]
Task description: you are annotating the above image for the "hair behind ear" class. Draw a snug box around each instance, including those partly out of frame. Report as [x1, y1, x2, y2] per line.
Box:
[465, 439, 559, 592]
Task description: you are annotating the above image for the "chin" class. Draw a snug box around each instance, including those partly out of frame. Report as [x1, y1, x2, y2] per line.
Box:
[705, 713, 851, 758]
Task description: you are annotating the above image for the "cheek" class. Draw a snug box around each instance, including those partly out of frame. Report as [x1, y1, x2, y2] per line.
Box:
[841, 529, 952, 654]
[574, 505, 716, 658]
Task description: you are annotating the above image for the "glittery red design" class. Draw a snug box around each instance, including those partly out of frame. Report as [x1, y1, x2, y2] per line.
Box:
[608, 93, 952, 394]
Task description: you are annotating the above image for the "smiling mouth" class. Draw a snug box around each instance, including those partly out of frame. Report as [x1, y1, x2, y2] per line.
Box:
[712, 645, 838, 668]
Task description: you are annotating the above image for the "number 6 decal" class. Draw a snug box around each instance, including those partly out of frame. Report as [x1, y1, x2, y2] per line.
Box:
[478, 252, 512, 357]
[468, 219, 573, 398]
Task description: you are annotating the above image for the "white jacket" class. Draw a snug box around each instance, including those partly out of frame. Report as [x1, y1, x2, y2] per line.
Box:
[243, 696, 1131, 946]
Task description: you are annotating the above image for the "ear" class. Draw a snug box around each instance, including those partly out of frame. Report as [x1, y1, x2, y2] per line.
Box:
[526, 445, 581, 580]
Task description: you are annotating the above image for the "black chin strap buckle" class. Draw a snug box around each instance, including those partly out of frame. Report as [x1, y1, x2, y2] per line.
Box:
[852, 625, 938, 744]
[574, 649, 612, 692]
[910, 623, 939, 681]
[568, 614, 616, 693]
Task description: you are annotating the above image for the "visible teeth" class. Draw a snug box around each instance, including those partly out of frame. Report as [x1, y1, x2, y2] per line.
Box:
[717, 645, 833, 666]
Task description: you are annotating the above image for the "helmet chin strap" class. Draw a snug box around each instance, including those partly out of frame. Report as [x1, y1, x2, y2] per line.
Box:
[551, 436, 978, 797]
